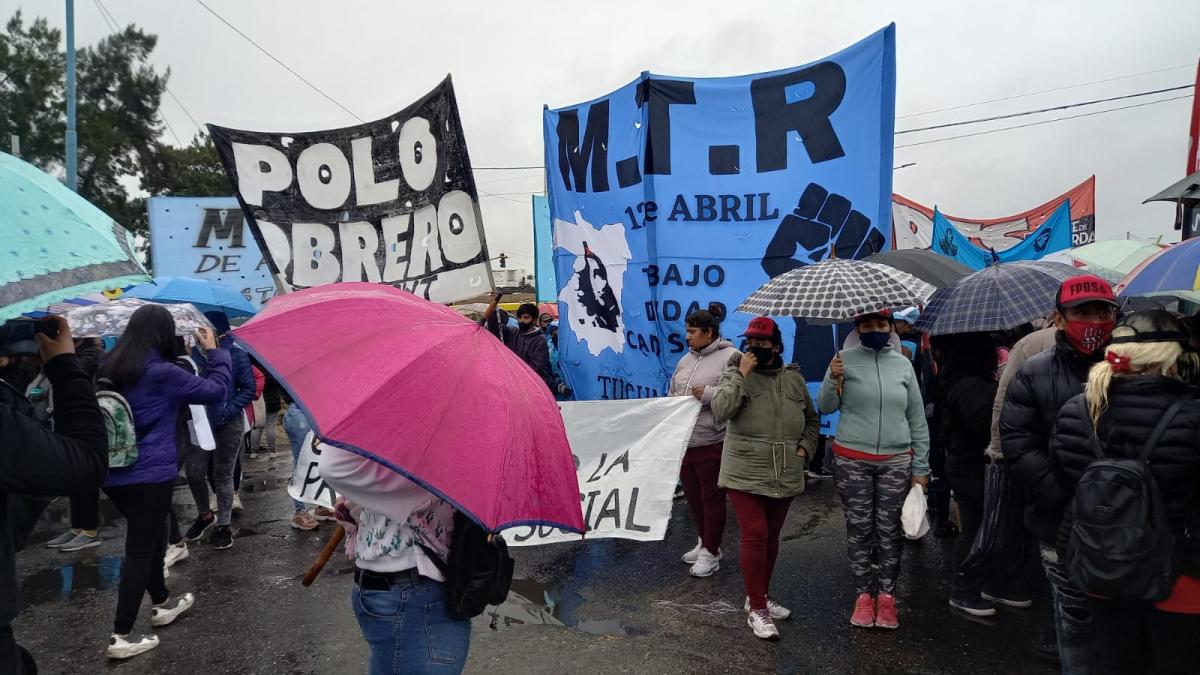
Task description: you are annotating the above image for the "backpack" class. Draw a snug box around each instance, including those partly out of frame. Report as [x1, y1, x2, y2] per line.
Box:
[1062, 399, 1185, 602]
[419, 511, 515, 619]
[96, 378, 138, 469]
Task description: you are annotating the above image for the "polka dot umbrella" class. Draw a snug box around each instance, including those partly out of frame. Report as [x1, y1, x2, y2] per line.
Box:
[737, 258, 937, 324]
[0, 151, 150, 322]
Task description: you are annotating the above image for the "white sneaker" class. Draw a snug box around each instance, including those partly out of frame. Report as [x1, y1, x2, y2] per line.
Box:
[107, 633, 159, 659]
[150, 593, 195, 627]
[681, 538, 703, 564]
[232, 493, 244, 513]
[744, 597, 792, 621]
[164, 542, 189, 568]
[689, 548, 720, 577]
[747, 609, 779, 640]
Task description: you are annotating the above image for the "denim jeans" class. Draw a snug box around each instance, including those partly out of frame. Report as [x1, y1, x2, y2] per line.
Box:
[1041, 546, 1094, 675]
[283, 404, 311, 513]
[186, 417, 244, 526]
[351, 572, 471, 674]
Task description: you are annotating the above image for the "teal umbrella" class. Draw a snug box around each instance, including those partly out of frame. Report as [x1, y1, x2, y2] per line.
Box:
[0, 151, 150, 322]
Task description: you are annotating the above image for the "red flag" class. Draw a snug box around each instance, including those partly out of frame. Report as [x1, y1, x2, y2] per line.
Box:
[1189, 58, 1200, 175]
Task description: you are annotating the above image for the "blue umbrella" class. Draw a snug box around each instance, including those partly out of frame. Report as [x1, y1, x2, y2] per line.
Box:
[913, 261, 1080, 336]
[1116, 237, 1200, 302]
[125, 276, 258, 317]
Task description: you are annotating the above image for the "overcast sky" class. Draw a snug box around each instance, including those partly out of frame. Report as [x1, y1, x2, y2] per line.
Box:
[7, 0, 1197, 273]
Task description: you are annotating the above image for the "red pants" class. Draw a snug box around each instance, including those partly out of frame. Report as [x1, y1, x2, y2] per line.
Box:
[729, 490, 793, 611]
[680, 443, 726, 553]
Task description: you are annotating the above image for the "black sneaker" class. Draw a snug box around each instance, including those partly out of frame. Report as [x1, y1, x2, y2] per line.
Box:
[981, 591, 1033, 608]
[1027, 633, 1061, 663]
[210, 525, 233, 550]
[183, 512, 215, 542]
[949, 595, 997, 617]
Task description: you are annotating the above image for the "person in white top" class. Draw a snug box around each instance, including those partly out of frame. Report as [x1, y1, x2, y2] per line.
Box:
[321, 445, 470, 674]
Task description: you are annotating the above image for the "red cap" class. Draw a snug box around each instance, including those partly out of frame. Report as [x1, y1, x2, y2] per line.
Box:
[1056, 274, 1118, 309]
[741, 316, 778, 339]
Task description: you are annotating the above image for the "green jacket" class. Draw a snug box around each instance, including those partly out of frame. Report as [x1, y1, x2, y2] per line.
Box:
[711, 353, 820, 498]
[816, 345, 931, 475]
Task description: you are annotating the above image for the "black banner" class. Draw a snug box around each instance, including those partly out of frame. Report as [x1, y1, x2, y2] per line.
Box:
[208, 76, 494, 302]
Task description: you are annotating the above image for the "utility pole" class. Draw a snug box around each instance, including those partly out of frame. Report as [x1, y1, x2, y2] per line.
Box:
[65, 0, 78, 191]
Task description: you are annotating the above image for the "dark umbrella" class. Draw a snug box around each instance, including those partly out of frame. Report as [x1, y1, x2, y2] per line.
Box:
[913, 261, 1079, 336]
[865, 249, 974, 288]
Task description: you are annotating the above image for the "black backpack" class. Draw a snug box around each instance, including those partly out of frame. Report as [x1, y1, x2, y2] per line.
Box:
[1062, 399, 1185, 602]
[419, 511, 514, 619]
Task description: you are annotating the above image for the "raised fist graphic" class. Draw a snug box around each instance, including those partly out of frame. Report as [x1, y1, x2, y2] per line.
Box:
[761, 183, 885, 377]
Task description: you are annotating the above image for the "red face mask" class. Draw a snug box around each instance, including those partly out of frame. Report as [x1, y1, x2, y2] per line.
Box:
[1063, 319, 1115, 355]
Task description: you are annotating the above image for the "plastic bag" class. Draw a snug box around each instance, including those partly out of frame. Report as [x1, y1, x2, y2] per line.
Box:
[902, 484, 930, 539]
[957, 462, 1028, 577]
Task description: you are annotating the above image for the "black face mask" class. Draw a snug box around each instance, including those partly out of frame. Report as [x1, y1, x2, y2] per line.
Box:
[749, 346, 776, 367]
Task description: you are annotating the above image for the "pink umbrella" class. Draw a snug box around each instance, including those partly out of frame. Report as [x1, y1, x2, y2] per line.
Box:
[233, 283, 584, 534]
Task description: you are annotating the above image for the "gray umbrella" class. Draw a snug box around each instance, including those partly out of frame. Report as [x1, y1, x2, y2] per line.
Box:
[737, 258, 937, 325]
[63, 298, 213, 337]
[913, 261, 1080, 336]
[1143, 171, 1200, 206]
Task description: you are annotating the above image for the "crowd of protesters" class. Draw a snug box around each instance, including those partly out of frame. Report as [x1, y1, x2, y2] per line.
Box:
[3, 273, 1199, 674]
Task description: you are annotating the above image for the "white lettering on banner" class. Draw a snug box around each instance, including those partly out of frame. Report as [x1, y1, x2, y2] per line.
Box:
[287, 431, 338, 509]
[503, 396, 701, 546]
[231, 143, 292, 206]
[208, 78, 495, 304]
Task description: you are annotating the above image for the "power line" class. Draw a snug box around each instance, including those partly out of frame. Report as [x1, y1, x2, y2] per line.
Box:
[95, 0, 201, 141]
[898, 63, 1195, 119]
[191, 0, 364, 123]
[896, 85, 1192, 135]
[895, 94, 1192, 150]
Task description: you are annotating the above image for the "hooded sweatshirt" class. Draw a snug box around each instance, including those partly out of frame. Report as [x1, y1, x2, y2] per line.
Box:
[669, 339, 738, 447]
[816, 343, 931, 475]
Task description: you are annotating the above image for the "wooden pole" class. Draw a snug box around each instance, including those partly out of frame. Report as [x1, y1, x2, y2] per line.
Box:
[302, 526, 345, 587]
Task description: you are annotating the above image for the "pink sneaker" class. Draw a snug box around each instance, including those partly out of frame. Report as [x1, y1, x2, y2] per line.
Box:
[875, 593, 898, 629]
[850, 593, 874, 627]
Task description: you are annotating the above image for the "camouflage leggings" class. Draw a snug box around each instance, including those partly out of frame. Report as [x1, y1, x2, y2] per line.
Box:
[833, 453, 913, 595]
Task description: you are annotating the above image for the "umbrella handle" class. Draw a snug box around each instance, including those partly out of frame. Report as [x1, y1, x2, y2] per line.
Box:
[302, 526, 345, 587]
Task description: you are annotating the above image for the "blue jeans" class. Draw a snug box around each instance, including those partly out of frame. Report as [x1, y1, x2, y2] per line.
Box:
[1041, 547, 1094, 675]
[283, 404, 311, 512]
[352, 571, 471, 674]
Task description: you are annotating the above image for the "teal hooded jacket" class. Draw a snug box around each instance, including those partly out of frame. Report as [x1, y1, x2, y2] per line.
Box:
[816, 344, 931, 475]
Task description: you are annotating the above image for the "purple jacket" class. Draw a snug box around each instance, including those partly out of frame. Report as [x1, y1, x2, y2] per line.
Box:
[105, 348, 232, 487]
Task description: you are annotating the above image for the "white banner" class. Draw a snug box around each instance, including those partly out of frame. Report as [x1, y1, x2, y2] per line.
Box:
[287, 431, 338, 509]
[503, 397, 701, 547]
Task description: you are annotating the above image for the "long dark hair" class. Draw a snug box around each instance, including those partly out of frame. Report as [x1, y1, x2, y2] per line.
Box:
[685, 302, 725, 338]
[98, 304, 180, 390]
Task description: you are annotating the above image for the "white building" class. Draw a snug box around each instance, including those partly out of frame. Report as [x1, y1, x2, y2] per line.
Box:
[492, 268, 531, 289]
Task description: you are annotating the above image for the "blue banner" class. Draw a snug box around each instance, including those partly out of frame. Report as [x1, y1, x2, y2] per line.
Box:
[532, 195, 556, 303]
[931, 200, 1073, 270]
[544, 26, 896, 401]
[147, 196, 278, 310]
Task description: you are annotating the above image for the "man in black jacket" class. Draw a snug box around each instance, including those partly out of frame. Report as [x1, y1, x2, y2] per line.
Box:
[0, 317, 108, 673]
[495, 304, 557, 393]
[1000, 275, 1118, 674]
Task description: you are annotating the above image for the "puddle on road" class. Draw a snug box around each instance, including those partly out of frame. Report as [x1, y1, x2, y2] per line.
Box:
[492, 578, 628, 637]
[21, 555, 122, 606]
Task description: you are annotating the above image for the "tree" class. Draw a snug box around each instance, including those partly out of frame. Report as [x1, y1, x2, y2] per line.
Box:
[128, 133, 231, 233]
[0, 11, 184, 235]
[0, 12, 65, 166]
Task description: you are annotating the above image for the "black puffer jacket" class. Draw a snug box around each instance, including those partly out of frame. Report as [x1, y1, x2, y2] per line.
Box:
[938, 373, 997, 481]
[1000, 333, 1102, 543]
[1050, 376, 1200, 575]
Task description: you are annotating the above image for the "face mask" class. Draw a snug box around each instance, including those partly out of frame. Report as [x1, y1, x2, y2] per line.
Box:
[749, 346, 775, 366]
[1063, 319, 1115, 355]
[859, 331, 890, 351]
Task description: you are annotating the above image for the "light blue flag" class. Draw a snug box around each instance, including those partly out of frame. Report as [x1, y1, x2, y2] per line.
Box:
[931, 200, 1073, 271]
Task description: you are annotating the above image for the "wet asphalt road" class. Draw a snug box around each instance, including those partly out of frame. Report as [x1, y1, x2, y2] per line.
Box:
[14, 452, 1058, 674]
